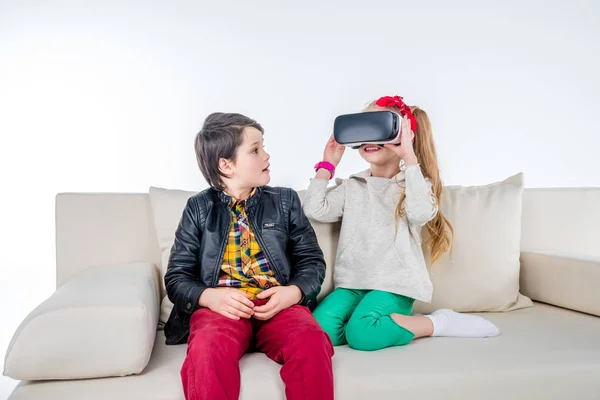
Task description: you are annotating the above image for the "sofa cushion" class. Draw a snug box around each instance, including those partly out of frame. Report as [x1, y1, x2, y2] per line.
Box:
[3, 263, 159, 381]
[148, 187, 196, 325]
[415, 173, 532, 312]
[9, 303, 600, 399]
[520, 252, 600, 317]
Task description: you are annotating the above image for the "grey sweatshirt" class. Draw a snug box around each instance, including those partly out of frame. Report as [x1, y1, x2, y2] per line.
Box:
[303, 165, 438, 303]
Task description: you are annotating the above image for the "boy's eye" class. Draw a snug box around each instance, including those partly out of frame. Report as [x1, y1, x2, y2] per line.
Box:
[252, 148, 258, 154]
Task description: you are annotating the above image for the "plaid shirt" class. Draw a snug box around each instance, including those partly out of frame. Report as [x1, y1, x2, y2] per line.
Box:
[217, 189, 280, 299]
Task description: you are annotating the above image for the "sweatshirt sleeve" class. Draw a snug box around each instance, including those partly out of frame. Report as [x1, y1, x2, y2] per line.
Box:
[404, 165, 439, 226]
[302, 178, 347, 223]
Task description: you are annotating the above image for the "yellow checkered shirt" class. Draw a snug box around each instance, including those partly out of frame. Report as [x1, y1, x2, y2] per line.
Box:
[217, 191, 280, 299]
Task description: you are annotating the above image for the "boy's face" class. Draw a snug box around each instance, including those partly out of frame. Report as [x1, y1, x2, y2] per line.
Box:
[227, 127, 271, 189]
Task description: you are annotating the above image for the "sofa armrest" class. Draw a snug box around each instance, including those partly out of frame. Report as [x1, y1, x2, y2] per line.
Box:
[520, 252, 600, 317]
[4, 262, 160, 380]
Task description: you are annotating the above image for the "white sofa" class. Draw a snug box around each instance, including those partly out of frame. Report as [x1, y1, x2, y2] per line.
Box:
[4, 184, 600, 399]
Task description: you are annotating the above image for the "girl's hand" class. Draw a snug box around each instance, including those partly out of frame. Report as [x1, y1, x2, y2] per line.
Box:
[384, 116, 418, 165]
[323, 134, 345, 167]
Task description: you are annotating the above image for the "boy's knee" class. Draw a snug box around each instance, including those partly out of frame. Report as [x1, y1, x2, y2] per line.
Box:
[187, 327, 219, 355]
[287, 328, 334, 358]
[188, 322, 246, 358]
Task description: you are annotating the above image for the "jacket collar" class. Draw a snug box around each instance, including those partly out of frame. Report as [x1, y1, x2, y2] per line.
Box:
[216, 187, 262, 209]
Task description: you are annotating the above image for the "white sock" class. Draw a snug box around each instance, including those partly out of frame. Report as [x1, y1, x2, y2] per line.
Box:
[425, 309, 500, 338]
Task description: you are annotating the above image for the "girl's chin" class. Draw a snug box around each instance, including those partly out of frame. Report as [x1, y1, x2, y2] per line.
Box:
[360, 153, 385, 163]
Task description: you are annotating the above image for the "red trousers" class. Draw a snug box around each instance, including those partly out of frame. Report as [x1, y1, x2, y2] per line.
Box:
[181, 301, 334, 400]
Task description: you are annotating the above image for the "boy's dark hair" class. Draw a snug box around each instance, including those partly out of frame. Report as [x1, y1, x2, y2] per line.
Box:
[194, 112, 264, 191]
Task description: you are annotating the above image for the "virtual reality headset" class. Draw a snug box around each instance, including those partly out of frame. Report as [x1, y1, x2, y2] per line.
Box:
[333, 111, 402, 149]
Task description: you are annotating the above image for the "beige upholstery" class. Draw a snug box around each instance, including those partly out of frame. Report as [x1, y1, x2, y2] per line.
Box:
[9, 303, 600, 399]
[4, 263, 161, 380]
[520, 188, 600, 257]
[414, 174, 532, 313]
[55, 193, 161, 287]
[148, 187, 196, 325]
[5, 187, 600, 399]
[520, 252, 600, 317]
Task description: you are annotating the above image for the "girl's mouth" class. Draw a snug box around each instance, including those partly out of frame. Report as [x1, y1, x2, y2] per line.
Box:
[362, 145, 382, 153]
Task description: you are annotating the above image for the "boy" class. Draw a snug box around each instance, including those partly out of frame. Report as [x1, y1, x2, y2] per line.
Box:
[164, 112, 334, 400]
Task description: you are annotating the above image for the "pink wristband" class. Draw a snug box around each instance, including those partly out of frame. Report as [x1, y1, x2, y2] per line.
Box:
[314, 161, 335, 180]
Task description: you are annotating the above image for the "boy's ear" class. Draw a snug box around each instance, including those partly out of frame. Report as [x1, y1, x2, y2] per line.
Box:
[219, 157, 233, 177]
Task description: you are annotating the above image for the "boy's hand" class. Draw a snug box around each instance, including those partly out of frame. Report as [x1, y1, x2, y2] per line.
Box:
[253, 285, 303, 320]
[198, 288, 255, 320]
[323, 134, 345, 167]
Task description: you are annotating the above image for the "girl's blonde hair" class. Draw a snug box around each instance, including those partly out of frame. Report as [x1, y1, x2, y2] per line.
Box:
[368, 101, 454, 265]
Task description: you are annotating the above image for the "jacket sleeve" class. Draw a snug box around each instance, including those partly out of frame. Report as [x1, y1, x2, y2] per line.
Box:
[404, 165, 439, 226]
[285, 189, 326, 307]
[164, 196, 208, 315]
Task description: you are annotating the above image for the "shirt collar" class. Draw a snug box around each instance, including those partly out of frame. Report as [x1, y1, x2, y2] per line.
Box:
[227, 187, 257, 208]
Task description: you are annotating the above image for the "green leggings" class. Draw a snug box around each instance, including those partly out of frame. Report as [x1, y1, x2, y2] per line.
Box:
[313, 288, 415, 351]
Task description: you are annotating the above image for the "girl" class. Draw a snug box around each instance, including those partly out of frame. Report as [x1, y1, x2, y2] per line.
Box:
[303, 95, 499, 351]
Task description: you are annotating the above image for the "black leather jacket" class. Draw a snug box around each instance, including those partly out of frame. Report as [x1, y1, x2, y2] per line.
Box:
[164, 186, 326, 345]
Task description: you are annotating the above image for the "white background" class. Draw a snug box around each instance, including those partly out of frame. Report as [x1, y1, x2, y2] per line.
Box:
[1, 0, 599, 397]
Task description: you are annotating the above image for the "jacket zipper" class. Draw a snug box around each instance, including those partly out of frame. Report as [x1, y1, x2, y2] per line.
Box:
[211, 207, 232, 287]
[248, 211, 285, 284]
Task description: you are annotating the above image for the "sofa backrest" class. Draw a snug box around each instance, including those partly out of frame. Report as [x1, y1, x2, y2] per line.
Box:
[55, 188, 600, 288]
[520, 188, 600, 258]
[55, 193, 162, 287]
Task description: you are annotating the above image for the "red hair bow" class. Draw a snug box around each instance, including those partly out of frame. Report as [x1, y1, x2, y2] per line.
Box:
[375, 95, 417, 132]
